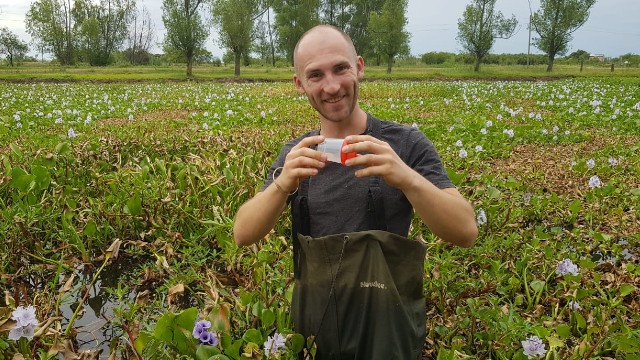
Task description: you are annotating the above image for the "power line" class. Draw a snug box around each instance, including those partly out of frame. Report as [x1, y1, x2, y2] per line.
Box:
[579, 27, 640, 36]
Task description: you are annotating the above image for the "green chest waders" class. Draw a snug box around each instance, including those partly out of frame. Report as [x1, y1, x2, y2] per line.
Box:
[290, 118, 427, 360]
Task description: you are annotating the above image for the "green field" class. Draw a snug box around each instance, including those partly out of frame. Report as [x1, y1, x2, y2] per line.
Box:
[1, 62, 640, 82]
[0, 69, 639, 359]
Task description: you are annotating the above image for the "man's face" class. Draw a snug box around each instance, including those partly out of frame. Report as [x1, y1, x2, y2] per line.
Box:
[293, 30, 364, 124]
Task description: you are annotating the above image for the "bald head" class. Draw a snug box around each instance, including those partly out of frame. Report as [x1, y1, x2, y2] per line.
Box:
[293, 25, 358, 75]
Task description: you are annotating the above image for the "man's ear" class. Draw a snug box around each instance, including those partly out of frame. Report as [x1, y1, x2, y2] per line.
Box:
[293, 74, 305, 94]
[356, 56, 365, 81]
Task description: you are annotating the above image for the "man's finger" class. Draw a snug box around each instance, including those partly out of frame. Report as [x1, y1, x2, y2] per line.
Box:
[293, 135, 325, 150]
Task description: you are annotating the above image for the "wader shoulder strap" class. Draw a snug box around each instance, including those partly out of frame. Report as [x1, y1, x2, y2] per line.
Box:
[364, 114, 387, 231]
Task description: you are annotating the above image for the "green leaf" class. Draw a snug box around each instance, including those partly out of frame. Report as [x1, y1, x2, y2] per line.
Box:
[126, 196, 143, 216]
[631, 188, 640, 196]
[260, 309, 275, 328]
[10, 168, 35, 193]
[445, 169, 466, 186]
[530, 280, 546, 293]
[2, 156, 12, 175]
[134, 331, 153, 355]
[55, 142, 71, 155]
[487, 186, 502, 199]
[289, 333, 305, 354]
[196, 345, 222, 360]
[83, 220, 97, 237]
[556, 324, 571, 339]
[242, 329, 263, 345]
[154, 313, 178, 342]
[572, 312, 587, 333]
[239, 289, 253, 306]
[176, 307, 198, 332]
[531, 326, 551, 338]
[31, 165, 51, 190]
[209, 355, 231, 360]
[10, 144, 24, 158]
[618, 284, 635, 297]
[546, 335, 563, 349]
[220, 334, 242, 360]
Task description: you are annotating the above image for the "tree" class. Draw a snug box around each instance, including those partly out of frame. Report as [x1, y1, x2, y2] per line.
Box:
[272, 0, 320, 63]
[347, 0, 384, 56]
[126, 3, 155, 65]
[73, 0, 134, 66]
[25, 0, 76, 65]
[567, 49, 589, 71]
[162, 0, 208, 77]
[456, 0, 517, 72]
[531, 0, 596, 72]
[212, 0, 263, 77]
[253, 16, 274, 65]
[321, 0, 351, 29]
[0, 28, 29, 66]
[367, 0, 410, 73]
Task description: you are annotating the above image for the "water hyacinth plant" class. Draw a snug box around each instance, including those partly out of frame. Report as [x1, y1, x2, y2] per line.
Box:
[521, 335, 547, 359]
[8, 306, 39, 341]
[0, 76, 639, 359]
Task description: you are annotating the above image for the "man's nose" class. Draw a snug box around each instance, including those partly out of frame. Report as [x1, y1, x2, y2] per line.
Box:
[322, 74, 340, 94]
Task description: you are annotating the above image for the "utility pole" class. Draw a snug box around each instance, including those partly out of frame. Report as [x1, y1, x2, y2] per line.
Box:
[527, 0, 533, 66]
[527, 14, 532, 66]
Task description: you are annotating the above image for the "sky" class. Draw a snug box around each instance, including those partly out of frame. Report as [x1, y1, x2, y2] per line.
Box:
[1, 0, 639, 59]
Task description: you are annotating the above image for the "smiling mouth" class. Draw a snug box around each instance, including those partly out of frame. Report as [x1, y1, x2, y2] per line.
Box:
[324, 95, 345, 104]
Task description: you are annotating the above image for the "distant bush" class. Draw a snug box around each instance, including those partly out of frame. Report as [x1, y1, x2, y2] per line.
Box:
[615, 53, 640, 67]
[421, 52, 453, 65]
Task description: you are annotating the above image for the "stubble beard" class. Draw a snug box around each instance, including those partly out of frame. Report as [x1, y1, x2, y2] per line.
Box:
[314, 83, 359, 124]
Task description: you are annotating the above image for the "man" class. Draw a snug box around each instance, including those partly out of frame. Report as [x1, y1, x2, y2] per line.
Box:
[234, 25, 477, 359]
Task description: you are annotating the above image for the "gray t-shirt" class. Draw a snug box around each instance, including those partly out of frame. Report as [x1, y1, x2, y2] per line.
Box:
[261, 114, 454, 238]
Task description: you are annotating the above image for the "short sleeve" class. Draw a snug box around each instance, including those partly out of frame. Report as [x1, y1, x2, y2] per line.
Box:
[404, 129, 454, 189]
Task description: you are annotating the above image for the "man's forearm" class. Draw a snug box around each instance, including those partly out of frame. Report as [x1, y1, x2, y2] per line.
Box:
[402, 171, 478, 247]
[233, 184, 289, 246]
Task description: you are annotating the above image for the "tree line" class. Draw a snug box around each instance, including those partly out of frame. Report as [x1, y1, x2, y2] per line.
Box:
[0, 0, 611, 75]
[7, 0, 410, 76]
[456, 0, 598, 72]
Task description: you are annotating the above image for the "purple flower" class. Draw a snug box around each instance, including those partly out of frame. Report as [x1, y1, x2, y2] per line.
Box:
[199, 331, 219, 346]
[476, 209, 487, 226]
[67, 128, 77, 138]
[589, 175, 602, 189]
[556, 259, 579, 276]
[12, 305, 38, 328]
[192, 320, 211, 339]
[522, 335, 546, 359]
[586, 159, 595, 169]
[459, 149, 468, 158]
[568, 300, 581, 311]
[8, 323, 36, 341]
[264, 332, 287, 356]
[8, 305, 39, 341]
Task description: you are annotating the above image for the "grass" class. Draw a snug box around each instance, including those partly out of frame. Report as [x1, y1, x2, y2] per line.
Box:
[1, 62, 639, 82]
[0, 70, 639, 359]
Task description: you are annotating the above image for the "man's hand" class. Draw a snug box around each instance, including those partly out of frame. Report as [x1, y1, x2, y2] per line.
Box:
[342, 134, 477, 247]
[342, 135, 415, 191]
[277, 135, 328, 192]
